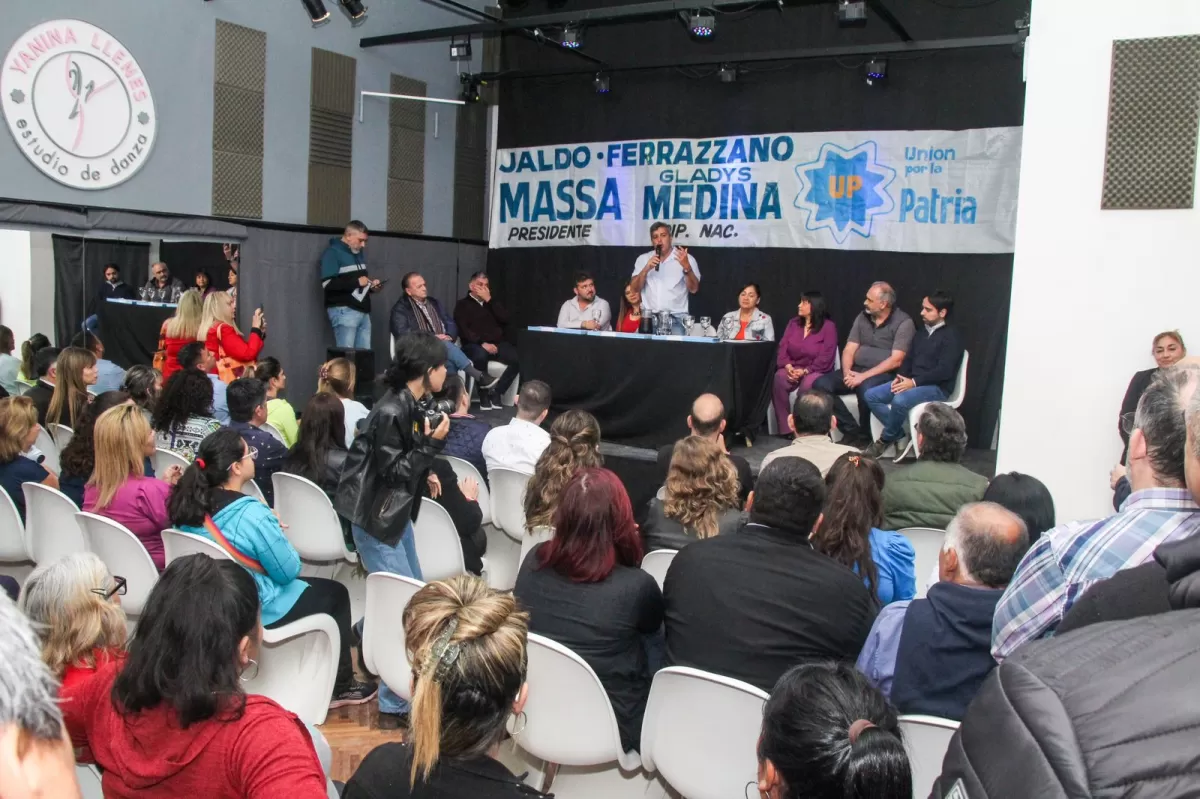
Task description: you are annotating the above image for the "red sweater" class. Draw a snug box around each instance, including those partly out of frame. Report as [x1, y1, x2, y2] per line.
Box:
[204, 323, 264, 375]
[160, 336, 196, 381]
[65, 661, 326, 799]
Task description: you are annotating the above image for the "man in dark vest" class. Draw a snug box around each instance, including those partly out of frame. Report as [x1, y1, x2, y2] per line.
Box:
[856, 501, 1029, 720]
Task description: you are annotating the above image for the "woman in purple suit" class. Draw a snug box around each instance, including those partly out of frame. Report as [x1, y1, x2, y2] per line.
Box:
[773, 291, 838, 434]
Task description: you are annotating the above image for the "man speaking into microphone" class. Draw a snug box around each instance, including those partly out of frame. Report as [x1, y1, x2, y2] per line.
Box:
[630, 221, 700, 335]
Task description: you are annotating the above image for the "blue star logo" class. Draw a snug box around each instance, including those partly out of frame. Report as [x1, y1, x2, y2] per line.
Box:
[793, 141, 896, 243]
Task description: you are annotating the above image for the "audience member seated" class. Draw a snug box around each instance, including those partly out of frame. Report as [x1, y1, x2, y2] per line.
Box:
[984, 471, 1056, 539]
[812, 281, 915, 447]
[424, 456, 487, 576]
[170, 430, 374, 709]
[772, 291, 837, 431]
[71, 331, 125, 395]
[0, 588, 81, 799]
[992, 365, 1200, 661]
[615, 278, 644, 333]
[23, 345, 59, 426]
[481, 379, 551, 474]
[62, 554, 329, 796]
[46, 347, 97, 430]
[255, 357, 298, 447]
[227, 377, 288, 506]
[84, 405, 183, 571]
[157, 289, 204, 382]
[0, 397, 58, 523]
[857, 502, 1028, 721]
[58, 391, 133, 507]
[317, 357, 369, 448]
[716, 282, 774, 341]
[642, 436, 744, 552]
[756, 662, 911, 799]
[282, 391, 350, 540]
[522, 410, 602, 546]
[436, 375, 491, 482]
[881, 403, 986, 531]
[390, 271, 498, 391]
[121, 364, 161, 423]
[760, 390, 857, 476]
[556, 271, 613, 331]
[200, 290, 264, 382]
[817, 453, 915, 605]
[514, 468, 661, 754]
[1120, 330, 1186, 452]
[656, 393, 753, 503]
[17, 332, 52, 387]
[344, 576, 546, 799]
[0, 325, 18, 397]
[152, 369, 221, 462]
[176, 341, 229, 425]
[864, 291, 965, 458]
[663, 457, 877, 693]
[454, 271, 519, 411]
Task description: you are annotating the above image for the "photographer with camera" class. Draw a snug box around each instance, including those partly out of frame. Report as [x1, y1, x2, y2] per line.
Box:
[335, 331, 450, 728]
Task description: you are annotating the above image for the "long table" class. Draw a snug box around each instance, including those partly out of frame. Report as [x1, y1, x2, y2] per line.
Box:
[518, 327, 776, 449]
[98, 298, 176, 369]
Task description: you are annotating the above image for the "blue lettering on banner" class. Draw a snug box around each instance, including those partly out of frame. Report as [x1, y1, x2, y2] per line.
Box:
[898, 188, 977, 224]
[644, 183, 781, 220]
[792, 141, 895, 244]
[499, 178, 622, 223]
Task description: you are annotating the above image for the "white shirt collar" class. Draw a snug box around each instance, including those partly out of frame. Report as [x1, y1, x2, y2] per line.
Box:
[470, 295, 484, 306]
[925, 320, 946, 334]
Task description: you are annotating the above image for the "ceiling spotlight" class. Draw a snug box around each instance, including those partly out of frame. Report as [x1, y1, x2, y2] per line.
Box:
[560, 25, 583, 48]
[837, 0, 867, 27]
[450, 35, 472, 61]
[300, 0, 331, 27]
[594, 72, 611, 94]
[687, 10, 715, 37]
[865, 58, 887, 86]
[340, 0, 368, 26]
[718, 63, 737, 83]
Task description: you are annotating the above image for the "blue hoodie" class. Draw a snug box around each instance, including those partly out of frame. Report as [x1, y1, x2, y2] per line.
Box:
[182, 495, 307, 625]
[320, 236, 369, 312]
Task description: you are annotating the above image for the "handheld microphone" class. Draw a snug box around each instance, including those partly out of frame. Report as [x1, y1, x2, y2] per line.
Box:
[653, 243, 663, 270]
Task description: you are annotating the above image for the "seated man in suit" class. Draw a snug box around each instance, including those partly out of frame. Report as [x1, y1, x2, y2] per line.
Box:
[389, 272, 497, 394]
[656, 393, 752, 504]
[760, 390, 858, 476]
[454, 272, 518, 411]
[25, 347, 61, 426]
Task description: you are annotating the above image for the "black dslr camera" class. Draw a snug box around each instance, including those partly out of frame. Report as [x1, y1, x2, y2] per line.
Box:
[419, 395, 456, 426]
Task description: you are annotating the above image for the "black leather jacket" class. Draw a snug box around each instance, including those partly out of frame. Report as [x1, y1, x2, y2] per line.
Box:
[335, 388, 443, 546]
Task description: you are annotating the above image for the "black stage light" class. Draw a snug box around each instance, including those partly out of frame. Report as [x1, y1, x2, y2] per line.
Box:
[688, 10, 715, 37]
[460, 74, 482, 103]
[837, 0, 867, 27]
[718, 63, 737, 83]
[866, 58, 887, 86]
[340, 0, 368, 26]
[594, 72, 611, 93]
[561, 24, 583, 48]
[450, 35, 472, 60]
[301, 0, 332, 27]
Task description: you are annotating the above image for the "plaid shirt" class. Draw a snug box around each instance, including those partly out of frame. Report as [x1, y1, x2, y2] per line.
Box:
[992, 487, 1200, 661]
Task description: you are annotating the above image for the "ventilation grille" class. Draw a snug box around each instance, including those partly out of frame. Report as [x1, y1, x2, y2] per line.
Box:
[387, 73, 426, 234]
[308, 48, 356, 226]
[212, 21, 265, 219]
[454, 103, 488, 239]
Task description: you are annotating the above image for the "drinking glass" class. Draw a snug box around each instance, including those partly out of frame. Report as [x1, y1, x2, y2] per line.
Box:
[681, 315, 694, 336]
[699, 316, 712, 335]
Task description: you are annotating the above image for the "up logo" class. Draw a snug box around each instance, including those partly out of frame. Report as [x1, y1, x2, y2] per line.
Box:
[793, 141, 896, 244]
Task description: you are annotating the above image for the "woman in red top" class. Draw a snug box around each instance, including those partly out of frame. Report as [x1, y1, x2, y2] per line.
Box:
[199, 290, 265, 383]
[616, 279, 644, 334]
[158, 289, 205, 382]
[63, 554, 328, 799]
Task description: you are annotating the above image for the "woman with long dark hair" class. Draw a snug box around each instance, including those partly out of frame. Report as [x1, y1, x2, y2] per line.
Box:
[59, 390, 133, 507]
[61, 554, 329, 797]
[772, 290, 838, 434]
[18, 332, 51, 387]
[283, 391, 347, 503]
[169, 428, 374, 709]
[47, 346, 98, 430]
[615, 279, 644, 334]
[255, 356, 298, 447]
[152, 368, 220, 462]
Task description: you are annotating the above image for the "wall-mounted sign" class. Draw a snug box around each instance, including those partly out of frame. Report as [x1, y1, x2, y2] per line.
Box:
[1, 19, 157, 190]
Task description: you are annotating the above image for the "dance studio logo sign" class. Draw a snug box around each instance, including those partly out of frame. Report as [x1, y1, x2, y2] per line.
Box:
[1, 20, 157, 190]
[793, 141, 896, 244]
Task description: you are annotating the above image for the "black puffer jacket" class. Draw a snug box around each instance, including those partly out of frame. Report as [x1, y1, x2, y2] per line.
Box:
[932, 608, 1200, 798]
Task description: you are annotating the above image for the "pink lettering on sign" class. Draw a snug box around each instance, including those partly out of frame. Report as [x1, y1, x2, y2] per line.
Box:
[6, 26, 76, 75]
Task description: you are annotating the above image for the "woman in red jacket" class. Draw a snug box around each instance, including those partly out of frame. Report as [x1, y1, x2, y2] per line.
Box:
[158, 289, 204, 382]
[199, 290, 264, 382]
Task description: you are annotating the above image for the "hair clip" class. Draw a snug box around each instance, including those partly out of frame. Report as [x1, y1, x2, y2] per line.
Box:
[848, 719, 877, 743]
[423, 617, 462, 682]
[195, 458, 206, 469]
[848, 455, 861, 467]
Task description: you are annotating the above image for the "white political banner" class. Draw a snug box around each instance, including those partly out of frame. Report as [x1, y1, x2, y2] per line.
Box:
[489, 127, 1021, 254]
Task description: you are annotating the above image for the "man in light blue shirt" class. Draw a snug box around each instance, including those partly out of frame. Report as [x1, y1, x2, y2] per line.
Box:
[177, 341, 229, 425]
[72, 331, 125, 394]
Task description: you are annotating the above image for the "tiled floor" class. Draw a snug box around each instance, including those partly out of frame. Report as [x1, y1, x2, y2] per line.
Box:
[319, 700, 405, 784]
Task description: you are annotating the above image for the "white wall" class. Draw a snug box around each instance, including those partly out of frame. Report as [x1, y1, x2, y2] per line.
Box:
[0, 231, 34, 345]
[997, 0, 1200, 521]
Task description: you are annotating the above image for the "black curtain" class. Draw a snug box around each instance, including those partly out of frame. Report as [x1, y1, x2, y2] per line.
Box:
[159, 241, 234, 293]
[52, 235, 150, 346]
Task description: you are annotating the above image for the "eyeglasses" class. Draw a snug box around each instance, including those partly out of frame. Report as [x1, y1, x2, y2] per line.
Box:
[226, 447, 258, 471]
[1121, 412, 1137, 435]
[92, 575, 127, 600]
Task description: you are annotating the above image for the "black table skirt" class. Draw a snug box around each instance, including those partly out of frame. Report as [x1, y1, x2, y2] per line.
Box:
[98, 300, 175, 369]
[519, 329, 776, 449]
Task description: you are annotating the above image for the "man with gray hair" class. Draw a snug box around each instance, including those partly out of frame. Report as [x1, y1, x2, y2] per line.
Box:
[812, 281, 915, 446]
[0, 593, 80, 798]
[858, 501, 1029, 720]
[993, 364, 1200, 661]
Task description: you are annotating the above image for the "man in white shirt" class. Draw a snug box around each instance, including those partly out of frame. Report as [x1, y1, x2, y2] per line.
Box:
[630, 222, 700, 334]
[760, 390, 858, 476]
[482, 380, 552, 474]
[556, 272, 612, 331]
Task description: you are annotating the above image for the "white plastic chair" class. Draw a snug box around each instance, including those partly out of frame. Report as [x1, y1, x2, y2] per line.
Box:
[76, 764, 104, 799]
[162, 528, 234, 563]
[883, 351, 970, 463]
[154, 447, 191, 477]
[899, 527, 946, 600]
[899, 714, 960, 799]
[272, 472, 357, 564]
[0, 487, 29, 563]
[76, 512, 158, 618]
[262, 422, 287, 445]
[487, 361, 519, 406]
[518, 633, 641, 778]
[22, 482, 85, 566]
[362, 572, 425, 702]
[242, 478, 268, 505]
[519, 526, 554, 570]
[640, 667, 768, 799]
[34, 426, 59, 474]
[640, 550, 678, 591]
[49, 423, 74, 451]
[413, 498, 466, 581]
[439, 455, 491, 525]
[490, 467, 532, 544]
[246, 613, 340, 726]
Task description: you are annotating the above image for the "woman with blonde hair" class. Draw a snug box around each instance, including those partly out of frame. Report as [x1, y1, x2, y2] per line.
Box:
[156, 288, 205, 381]
[523, 409, 602, 534]
[199, 290, 264, 382]
[344, 575, 543, 798]
[0, 396, 58, 523]
[47, 346, 98, 429]
[84, 404, 184, 571]
[642, 436, 744, 552]
[318, 356, 369, 447]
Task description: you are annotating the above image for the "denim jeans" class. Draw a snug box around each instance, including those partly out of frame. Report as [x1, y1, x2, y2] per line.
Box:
[351, 521, 423, 714]
[864, 383, 947, 442]
[444, 341, 473, 375]
[327, 306, 372, 350]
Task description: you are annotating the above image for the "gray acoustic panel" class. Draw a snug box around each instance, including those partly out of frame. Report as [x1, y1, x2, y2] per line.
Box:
[311, 48, 357, 114]
[388, 179, 424, 234]
[311, 108, 354, 168]
[387, 73, 426, 233]
[309, 163, 352, 227]
[1102, 34, 1200, 210]
[212, 20, 265, 219]
[388, 126, 425, 182]
[454, 103, 488, 239]
[389, 74, 427, 132]
[309, 48, 356, 225]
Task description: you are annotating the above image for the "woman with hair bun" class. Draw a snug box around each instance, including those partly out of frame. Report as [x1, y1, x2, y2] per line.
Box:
[317, 356, 368, 447]
[344, 575, 546, 798]
[756, 662, 911, 799]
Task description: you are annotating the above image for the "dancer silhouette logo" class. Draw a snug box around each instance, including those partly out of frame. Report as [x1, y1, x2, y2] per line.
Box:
[2, 19, 157, 190]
